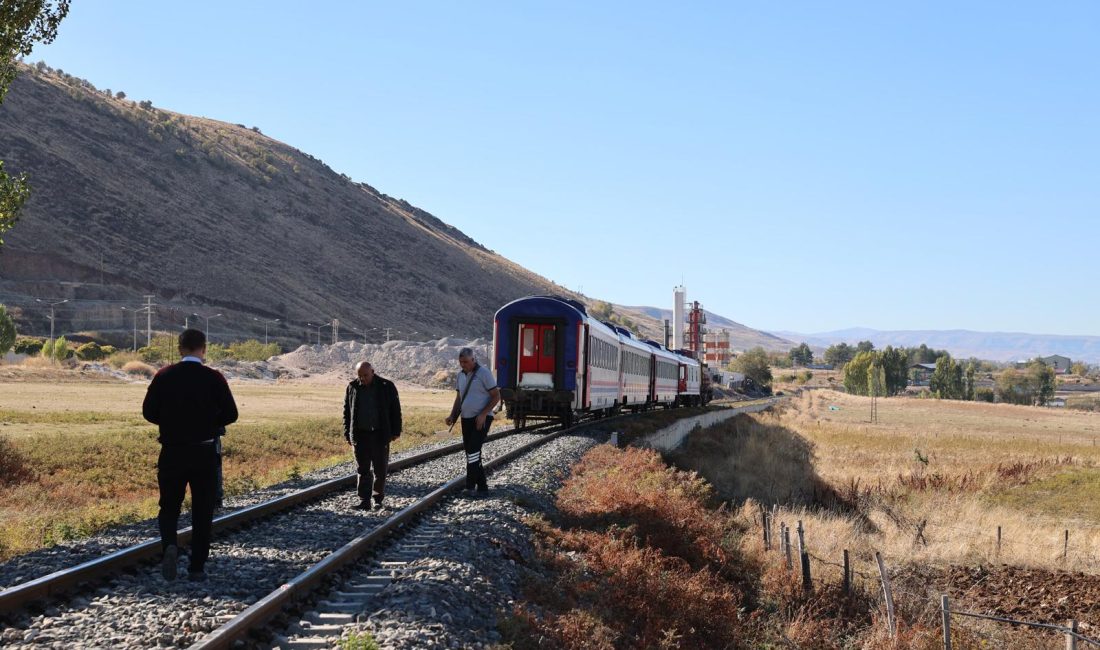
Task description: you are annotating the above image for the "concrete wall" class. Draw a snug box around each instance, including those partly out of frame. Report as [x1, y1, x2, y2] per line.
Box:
[635, 400, 776, 452]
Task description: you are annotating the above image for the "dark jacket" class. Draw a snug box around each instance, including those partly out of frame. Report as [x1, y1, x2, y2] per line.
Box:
[142, 361, 239, 445]
[343, 375, 402, 443]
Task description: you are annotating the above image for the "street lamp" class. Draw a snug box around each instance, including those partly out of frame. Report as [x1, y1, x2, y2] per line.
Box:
[254, 317, 280, 345]
[36, 298, 68, 340]
[314, 321, 332, 346]
[192, 312, 222, 341]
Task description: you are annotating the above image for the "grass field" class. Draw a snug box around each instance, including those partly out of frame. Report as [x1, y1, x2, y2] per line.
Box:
[671, 389, 1100, 575]
[0, 380, 460, 561]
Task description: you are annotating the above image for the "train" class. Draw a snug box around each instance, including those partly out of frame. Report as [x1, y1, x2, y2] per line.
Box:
[492, 295, 711, 426]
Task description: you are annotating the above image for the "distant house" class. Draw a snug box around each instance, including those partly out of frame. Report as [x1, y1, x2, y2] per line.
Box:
[910, 363, 937, 386]
[1042, 355, 1072, 374]
[1016, 355, 1072, 374]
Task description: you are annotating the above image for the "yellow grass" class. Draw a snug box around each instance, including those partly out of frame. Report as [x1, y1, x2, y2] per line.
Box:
[673, 390, 1100, 576]
[0, 380, 459, 560]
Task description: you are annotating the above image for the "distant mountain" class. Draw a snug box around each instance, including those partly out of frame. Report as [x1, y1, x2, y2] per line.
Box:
[775, 328, 1100, 363]
[620, 305, 793, 352]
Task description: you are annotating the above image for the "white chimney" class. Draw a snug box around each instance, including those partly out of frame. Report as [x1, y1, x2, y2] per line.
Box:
[672, 285, 686, 350]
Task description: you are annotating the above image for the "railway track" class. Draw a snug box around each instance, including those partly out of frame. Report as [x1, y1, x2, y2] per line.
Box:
[189, 414, 605, 649]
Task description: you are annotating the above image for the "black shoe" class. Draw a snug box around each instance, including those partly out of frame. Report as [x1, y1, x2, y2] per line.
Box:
[161, 545, 178, 581]
[374, 500, 385, 511]
[352, 500, 371, 510]
[187, 569, 207, 582]
[476, 487, 489, 496]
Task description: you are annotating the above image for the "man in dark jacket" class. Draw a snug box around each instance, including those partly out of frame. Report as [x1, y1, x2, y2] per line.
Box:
[142, 329, 238, 582]
[343, 361, 402, 510]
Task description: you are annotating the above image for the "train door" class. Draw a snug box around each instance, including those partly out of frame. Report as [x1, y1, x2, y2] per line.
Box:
[678, 364, 687, 393]
[518, 323, 556, 389]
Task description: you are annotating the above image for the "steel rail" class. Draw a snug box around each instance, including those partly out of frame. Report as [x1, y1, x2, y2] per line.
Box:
[189, 410, 649, 649]
[0, 423, 555, 613]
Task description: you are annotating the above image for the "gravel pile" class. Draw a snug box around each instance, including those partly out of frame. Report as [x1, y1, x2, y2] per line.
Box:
[267, 338, 493, 386]
[0, 432, 548, 649]
[337, 429, 607, 649]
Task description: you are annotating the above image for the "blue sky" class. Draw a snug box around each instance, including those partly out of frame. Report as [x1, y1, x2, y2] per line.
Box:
[29, 2, 1099, 335]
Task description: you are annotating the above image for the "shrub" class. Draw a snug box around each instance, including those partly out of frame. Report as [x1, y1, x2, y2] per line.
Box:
[974, 387, 995, 403]
[101, 345, 117, 356]
[138, 345, 165, 364]
[226, 339, 280, 362]
[0, 436, 34, 487]
[121, 360, 156, 378]
[75, 342, 107, 361]
[13, 336, 43, 355]
[52, 336, 72, 361]
[39, 338, 54, 358]
[106, 350, 141, 368]
[0, 304, 16, 356]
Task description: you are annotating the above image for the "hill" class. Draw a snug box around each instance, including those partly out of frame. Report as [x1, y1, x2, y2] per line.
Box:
[0, 63, 577, 344]
[777, 327, 1100, 363]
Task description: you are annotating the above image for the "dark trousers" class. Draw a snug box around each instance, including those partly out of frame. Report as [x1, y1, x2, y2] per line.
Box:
[460, 416, 492, 490]
[157, 444, 218, 572]
[353, 434, 390, 503]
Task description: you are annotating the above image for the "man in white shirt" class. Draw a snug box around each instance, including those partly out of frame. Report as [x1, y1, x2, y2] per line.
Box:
[445, 347, 500, 493]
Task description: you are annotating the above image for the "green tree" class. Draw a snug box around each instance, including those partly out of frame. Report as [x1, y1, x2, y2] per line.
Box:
[1029, 360, 1055, 406]
[51, 335, 69, 361]
[879, 346, 909, 396]
[731, 346, 773, 387]
[0, 304, 16, 355]
[856, 340, 875, 354]
[0, 1, 71, 247]
[788, 342, 813, 367]
[824, 342, 855, 368]
[1071, 361, 1089, 377]
[930, 354, 965, 399]
[843, 351, 875, 395]
[964, 361, 976, 401]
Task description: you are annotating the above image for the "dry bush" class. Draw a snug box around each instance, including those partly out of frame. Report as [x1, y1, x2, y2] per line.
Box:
[20, 355, 59, 369]
[107, 350, 143, 369]
[510, 445, 752, 648]
[121, 360, 156, 377]
[0, 436, 35, 487]
[556, 445, 749, 576]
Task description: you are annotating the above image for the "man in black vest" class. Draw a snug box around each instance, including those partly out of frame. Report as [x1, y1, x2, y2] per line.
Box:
[142, 329, 238, 582]
[343, 361, 402, 510]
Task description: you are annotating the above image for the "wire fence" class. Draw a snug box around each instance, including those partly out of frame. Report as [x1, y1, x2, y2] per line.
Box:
[758, 509, 1100, 649]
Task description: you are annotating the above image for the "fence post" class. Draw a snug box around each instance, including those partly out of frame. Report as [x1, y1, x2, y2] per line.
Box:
[875, 551, 897, 638]
[1063, 530, 1069, 563]
[1067, 619, 1078, 650]
[941, 594, 951, 650]
[797, 520, 811, 591]
[762, 509, 771, 551]
[996, 525, 1001, 557]
[784, 526, 793, 570]
[843, 549, 850, 595]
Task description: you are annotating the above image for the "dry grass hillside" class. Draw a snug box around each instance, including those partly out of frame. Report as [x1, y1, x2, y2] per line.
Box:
[0, 64, 576, 341]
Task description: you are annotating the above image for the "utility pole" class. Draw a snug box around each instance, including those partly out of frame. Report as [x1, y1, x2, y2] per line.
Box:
[143, 295, 156, 347]
[385, 327, 392, 342]
[332, 318, 339, 344]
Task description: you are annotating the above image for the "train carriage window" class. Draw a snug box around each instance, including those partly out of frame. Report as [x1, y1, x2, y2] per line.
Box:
[523, 328, 535, 357]
[542, 328, 555, 359]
